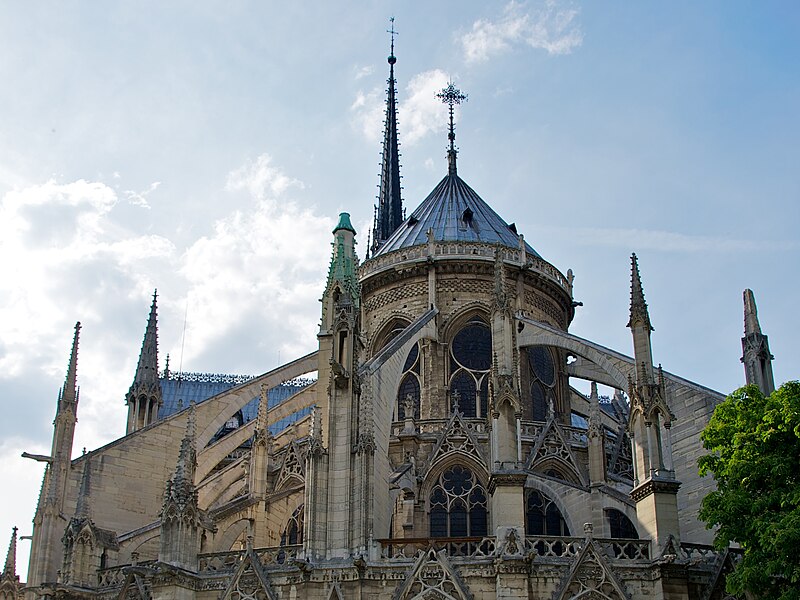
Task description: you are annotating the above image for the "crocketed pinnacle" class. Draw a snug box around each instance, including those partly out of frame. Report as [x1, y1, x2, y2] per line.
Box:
[325, 213, 360, 308]
[170, 401, 197, 498]
[59, 322, 81, 411]
[743, 289, 762, 335]
[74, 458, 92, 521]
[2, 527, 17, 579]
[130, 290, 160, 395]
[254, 384, 271, 444]
[372, 28, 404, 253]
[627, 253, 653, 331]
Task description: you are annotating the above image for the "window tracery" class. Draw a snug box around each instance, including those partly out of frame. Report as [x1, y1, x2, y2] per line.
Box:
[607, 508, 638, 539]
[280, 504, 304, 546]
[396, 343, 420, 420]
[525, 346, 558, 421]
[449, 317, 491, 418]
[525, 489, 570, 536]
[429, 465, 488, 538]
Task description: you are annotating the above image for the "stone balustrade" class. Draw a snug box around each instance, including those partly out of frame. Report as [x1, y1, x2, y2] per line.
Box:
[360, 241, 572, 296]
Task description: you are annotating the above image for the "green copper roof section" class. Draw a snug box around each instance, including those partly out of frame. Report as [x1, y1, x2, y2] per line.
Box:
[323, 216, 360, 311]
[333, 212, 356, 234]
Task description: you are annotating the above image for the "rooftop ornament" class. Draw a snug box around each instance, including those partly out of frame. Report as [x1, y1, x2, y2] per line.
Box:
[436, 81, 468, 176]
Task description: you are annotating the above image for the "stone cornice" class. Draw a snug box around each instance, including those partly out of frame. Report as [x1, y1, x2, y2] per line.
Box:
[630, 477, 681, 502]
[488, 471, 528, 494]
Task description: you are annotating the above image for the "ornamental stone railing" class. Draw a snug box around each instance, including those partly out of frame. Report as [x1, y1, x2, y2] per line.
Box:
[379, 535, 650, 563]
[360, 241, 572, 296]
[526, 536, 649, 561]
[391, 418, 488, 437]
[197, 544, 302, 574]
[97, 560, 157, 589]
[378, 537, 497, 560]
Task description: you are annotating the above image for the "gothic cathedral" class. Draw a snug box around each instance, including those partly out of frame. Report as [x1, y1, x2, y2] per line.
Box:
[4, 42, 778, 600]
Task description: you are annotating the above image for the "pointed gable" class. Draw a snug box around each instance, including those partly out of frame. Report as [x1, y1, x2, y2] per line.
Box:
[425, 411, 487, 476]
[527, 417, 586, 486]
[220, 546, 278, 600]
[554, 541, 630, 600]
[274, 441, 305, 491]
[393, 549, 473, 600]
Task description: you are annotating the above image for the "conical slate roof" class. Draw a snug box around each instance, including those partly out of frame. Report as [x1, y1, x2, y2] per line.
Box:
[374, 173, 539, 257]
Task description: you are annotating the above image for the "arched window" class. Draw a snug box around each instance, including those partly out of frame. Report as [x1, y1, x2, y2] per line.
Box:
[429, 465, 488, 538]
[525, 489, 570, 536]
[280, 504, 304, 546]
[607, 508, 638, 539]
[525, 346, 558, 421]
[396, 343, 421, 420]
[449, 317, 491, 418]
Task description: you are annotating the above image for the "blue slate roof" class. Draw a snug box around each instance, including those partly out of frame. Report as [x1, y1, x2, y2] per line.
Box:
[159, 373, 314, 436]
[374, 173, 539, 257]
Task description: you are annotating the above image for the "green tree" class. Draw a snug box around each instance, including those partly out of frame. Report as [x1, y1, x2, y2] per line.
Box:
[699, 381, 800, 600]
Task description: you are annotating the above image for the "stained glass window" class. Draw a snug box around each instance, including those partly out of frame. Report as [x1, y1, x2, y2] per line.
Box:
[607, 508, 638, 539]
[449, 317, 491, 418]
[525, 490, 569, 536]
[525, 346, 558, 421]
[280, 504, 304, 546]
[429, 465, 488, 538]
[396, 342, 421, 420]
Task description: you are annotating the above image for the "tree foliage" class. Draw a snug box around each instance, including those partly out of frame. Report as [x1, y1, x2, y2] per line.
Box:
[699, 381, 800, 600]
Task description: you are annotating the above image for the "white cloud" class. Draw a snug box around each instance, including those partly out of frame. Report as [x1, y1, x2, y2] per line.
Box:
[226, 154, 304, 201]
[351, 69, 450, 146]
[180, 155, 333, 369]
[354, 65, 374, 80]
[462, 1, 583, 64]
[123, 181, 161, 208]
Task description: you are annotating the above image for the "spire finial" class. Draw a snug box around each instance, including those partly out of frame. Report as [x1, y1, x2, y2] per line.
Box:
[74, 458, 92, 520]
[436, 81, 468, 176]
[627, 253, 653, 331]
[372, 19, 404, 254]
[743, 289, 762, 335]
[387, 16, 398, 62]
[60, 322, 81, 410]
[3, 526, 17, 579]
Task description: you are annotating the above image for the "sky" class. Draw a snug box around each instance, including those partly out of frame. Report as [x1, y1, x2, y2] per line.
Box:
[1, 1, 798, 577]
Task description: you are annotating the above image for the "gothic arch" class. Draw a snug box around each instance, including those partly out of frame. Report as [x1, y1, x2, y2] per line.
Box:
[422, 455, 490, 504]
[441, 304, 491, 342]
[530, 456, 583, 487]
[122, 533, 159, 563]
[516, 319, 630, 391]
[523, 478, 576, 537]
[370, 313, 413, 355]
[215, 518, 250, 552]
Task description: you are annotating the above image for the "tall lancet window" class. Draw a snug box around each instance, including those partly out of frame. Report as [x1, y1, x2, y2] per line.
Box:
[280, 504, 304, 546]
[526, 346, 557, 421]
[429, 465, 488, 538]
[396, 343, 421, 420]
[449, 317, 491, 418]
[525, 489, 570, 536]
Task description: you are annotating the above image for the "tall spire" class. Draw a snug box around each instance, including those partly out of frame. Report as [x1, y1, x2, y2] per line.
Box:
[743, 288, 762, 335]
[2, 527, 17, 580]
[627, 253, 655, 383]
[126, 290, 162, 433]
[133, 290, 160, 390]
[436, 81, 468, 176]
[627, 254, 652, 332]
[372, 17, 404, 253]
[59, 322, 81, 411]
[741, 289, 775, 395]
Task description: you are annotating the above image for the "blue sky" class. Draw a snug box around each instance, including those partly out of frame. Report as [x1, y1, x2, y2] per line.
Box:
[1, 1, 798, 576]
